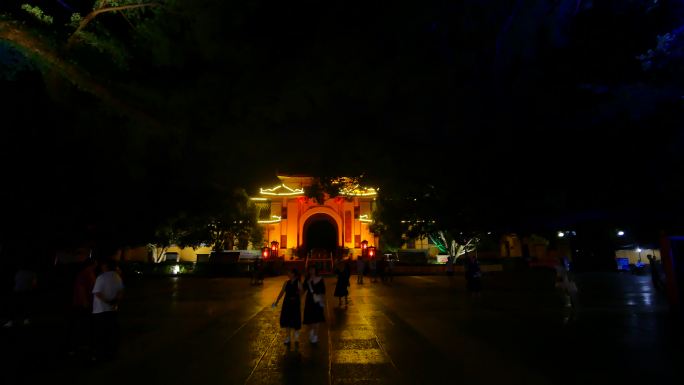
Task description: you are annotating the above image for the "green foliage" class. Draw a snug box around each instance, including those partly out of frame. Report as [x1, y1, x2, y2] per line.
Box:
[20, 4, 53, 25]
[68, 13, 82, 29]
[74, 30, 129, 69]
[207, 189, 262, 251]
[249, 226, 264, 250]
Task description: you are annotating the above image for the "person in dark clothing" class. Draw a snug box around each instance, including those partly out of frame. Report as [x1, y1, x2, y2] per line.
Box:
[356, 257, 365, 284]
[377, 257, 386, 282]
[334, 261, 351, 306]
[646, 255, 665, 292]
[3, 263, 37, 328]
[464, 253, 482, 297]
[251, 258, 264, 285]
[67, 259, 97, 355]
[273, 269, 303, 347]
[303, 266, 326, 344]
[386, 256, 395, 283]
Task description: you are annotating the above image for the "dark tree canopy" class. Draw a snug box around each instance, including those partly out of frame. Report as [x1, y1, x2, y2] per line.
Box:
[1, 0, 684, 252]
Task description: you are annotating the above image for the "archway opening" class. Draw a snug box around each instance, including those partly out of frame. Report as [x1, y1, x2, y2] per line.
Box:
[303, 214, 338, 255]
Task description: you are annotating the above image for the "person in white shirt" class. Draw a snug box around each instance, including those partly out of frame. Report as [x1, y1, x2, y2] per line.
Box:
[92, 259, 124, 360]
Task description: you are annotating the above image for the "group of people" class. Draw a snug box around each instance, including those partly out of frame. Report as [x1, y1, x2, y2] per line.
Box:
[65, 258, 125, 361]
[3, 256, 125, 362]
[355, 256, 395, 284]
[271, 255, 399, 347]
[272, 266, 326, 346]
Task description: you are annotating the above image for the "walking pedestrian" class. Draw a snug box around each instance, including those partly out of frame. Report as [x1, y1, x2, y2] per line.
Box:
[555, 257, 579, 322]
[464, 253, 482, 298]
[356, 256, 365, 284]
[378, 257, 386, 283]
[272, 269, 303, 347]
[386, 256, 395, 283]
[334, 260, 350, 306]
[91, 259, 124, 361]
[445, 256, 455, 277]
[369, 257, 378, 283]
[646, 255, 665, 292]
[303, 266, 325, 344]
[3, 262, 37, 328]
[66, 259, 97, 355]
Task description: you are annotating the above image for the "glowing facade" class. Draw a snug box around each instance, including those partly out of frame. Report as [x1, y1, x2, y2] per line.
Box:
[253, 176, 379, 258]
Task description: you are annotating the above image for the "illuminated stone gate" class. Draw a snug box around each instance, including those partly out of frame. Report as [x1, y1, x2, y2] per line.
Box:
[252, 175, 378, 259]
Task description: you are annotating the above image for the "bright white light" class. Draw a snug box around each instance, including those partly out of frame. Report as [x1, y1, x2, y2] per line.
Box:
[636, 248, 642, 253]
[172, 265, 180, 275]
[557, 231, 565, 238]
[617, 230, 625, 237]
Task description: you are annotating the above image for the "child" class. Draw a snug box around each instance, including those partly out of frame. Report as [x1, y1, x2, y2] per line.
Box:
[272, 269, 303, 347]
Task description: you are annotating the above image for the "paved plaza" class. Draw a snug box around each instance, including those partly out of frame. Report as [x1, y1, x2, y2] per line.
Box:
[2, 272, 681, 385]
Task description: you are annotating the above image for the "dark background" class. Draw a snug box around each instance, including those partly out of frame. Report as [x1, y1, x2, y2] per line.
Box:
[1, 0, 683, 255]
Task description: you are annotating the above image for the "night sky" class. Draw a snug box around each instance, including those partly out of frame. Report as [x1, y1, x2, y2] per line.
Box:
[1, 0, 684, 247]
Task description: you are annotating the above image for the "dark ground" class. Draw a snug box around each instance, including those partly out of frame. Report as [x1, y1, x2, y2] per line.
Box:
[1, 272, 681, 385]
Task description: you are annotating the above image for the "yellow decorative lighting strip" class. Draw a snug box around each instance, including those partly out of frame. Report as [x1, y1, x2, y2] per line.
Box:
[258, 215, 282, 224]
[339, 185, 378, 197]
[359, 214, 373, 223]
[259, 184, 305, 196]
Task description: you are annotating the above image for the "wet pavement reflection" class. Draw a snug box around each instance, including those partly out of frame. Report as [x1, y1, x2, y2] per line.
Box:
[2, 272, 682, 385]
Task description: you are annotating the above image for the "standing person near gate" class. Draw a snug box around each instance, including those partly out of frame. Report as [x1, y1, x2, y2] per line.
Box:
[3, 261, 37, 328]
[369, 257, 378, 283]
[272, 268, 303, 348]
[464, 253, 482, 298]
[334, 260, 350, 307]
[91, 259, 124, 361]
[303, 266, 326, 344]
[356, 256, 365, 284]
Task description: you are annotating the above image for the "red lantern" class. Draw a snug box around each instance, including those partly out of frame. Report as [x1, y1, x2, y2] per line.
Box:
[270, 241, 279, 258]
[368, 246, 376, 258]
[361, 240, 368, 257]
[262, 247, 270, 259]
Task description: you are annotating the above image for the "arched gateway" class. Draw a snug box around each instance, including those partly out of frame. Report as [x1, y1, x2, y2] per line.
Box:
[252, 175, 379, 259]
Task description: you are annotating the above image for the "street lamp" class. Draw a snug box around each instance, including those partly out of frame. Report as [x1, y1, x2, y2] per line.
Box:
[361, 240, 369, 257]
[270, 241, 279, 258]
[368, 246, 376, 259]
[557, 231, 565, 238]
[261, 246, 270, 259]
[617, 230, 625, 237]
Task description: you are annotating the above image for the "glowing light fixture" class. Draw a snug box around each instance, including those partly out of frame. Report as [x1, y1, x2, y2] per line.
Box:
[250, 197, 268, 201]
[258, 215, 282, 224]
[260, 184, 305, 196]
[636, 247, 642, 253]
[557, 231, 565, 238]
[617, 230, 625, 237]
[339, 184, 378, 197]
[359, 214, 373, 223]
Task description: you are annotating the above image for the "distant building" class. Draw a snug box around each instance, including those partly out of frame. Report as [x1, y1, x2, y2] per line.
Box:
[253, 175, 378, 259]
